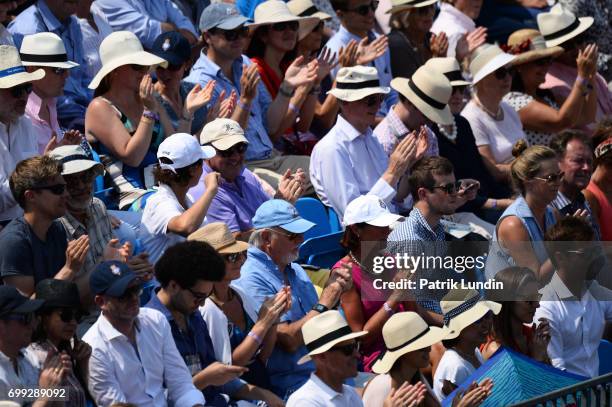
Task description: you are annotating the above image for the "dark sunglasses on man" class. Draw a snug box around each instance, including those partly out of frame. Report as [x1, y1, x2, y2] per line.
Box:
[210, 26, 250, 41]
[330, 341, 361, 356]
[345, 1, 379, 15]
[215, 142, 248, 157]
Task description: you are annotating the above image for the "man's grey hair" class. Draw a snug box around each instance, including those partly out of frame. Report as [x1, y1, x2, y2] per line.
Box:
[249, 228, 266, 249]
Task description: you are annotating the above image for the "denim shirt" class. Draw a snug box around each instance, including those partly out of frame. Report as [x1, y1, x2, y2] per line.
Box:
[9, 0, 93, 129]
[233, 247, 317, 398]
[185, 53, 274, 161]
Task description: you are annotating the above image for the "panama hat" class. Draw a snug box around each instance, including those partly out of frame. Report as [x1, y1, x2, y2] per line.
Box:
[504, 29, 563, 66]
[469, 43, 516, 85]
[440, 288, 501, 340]
[19, 32, 79, 69]
[328, 66, 390, 102]
[89, 31, 168, 90]
[188, 222, 250, 254]
[387, 0, 438, 14]
[287, 0, 332, 21]
[298, 310, 367, 364]
[391, 65, 453, 125]
[537, 3, 593, 48]
[0, 45, 45, 89]
[49, 145, 104, 177]
[251, 0, 320, 41]
[343, 195, 404, 227]
[425, 57, 470, 86]
[372, 312, 447, 374]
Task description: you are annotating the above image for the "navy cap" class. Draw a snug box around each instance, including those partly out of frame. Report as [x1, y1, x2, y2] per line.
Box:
[90, 261, 139, 297]
[199, 3, 251, 32]
[253, 199, 316, 233]
[0, 286, 44, 317]
[151, 31, 191, 66]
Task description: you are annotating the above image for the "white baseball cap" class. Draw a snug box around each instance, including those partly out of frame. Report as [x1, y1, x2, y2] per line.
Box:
[343, 195, 404, 227]
[157, 133, 216, 173]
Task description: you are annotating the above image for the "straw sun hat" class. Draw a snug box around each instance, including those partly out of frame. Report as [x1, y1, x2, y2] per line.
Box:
[537, 3, 594, 48]
[440, 288, 501, 340]
[188, 222, 250, 254]
[424, 57, 471, 86]
[0, 45, 44, 89]
[88, 31, 168, 90]
[287, 0, 331, 21]
[503, 29, 563, 66]
[251, 0, 320, 41]
[20, 32, 79, 69]
[328, 65, 390, 102]
[387, 0, 438, 14]
[469, 43, 516, 85]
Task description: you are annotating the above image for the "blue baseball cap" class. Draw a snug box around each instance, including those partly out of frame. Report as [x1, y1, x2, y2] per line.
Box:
[151, 31, 191, 66]
[253, 199, 315, 233]
[90, 261, 139, 297]
[199, 3, 251, 32]
[0, 286, 44, 317]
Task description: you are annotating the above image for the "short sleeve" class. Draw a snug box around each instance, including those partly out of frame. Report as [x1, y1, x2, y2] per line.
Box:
[142, 194, 184, 236]
[0, 224, 34, 278]
[504, 92, 535, 112]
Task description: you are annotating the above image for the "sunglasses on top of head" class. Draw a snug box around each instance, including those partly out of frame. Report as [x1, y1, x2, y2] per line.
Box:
[211, 26, 250, 41]
[493, 66, 515, 80]
[271, 21, 300, 32]
[345, 1, 379, 15]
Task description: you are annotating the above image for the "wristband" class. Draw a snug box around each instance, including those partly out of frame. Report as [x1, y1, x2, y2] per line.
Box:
[237, 99, 251, 111]
[383, 302, 394, 316]
[279, 82, 296, 98]
[142, 110, 159, 122]
[312, 303, 329, 313]
[247, 331, 263, 347]
[288, 103, 300, 116]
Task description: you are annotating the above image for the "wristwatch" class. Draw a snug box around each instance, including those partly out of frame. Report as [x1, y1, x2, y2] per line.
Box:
[312, 303, 329, 313]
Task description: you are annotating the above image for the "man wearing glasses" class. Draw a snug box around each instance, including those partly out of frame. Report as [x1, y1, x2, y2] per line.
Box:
[84, 260, 206, 407]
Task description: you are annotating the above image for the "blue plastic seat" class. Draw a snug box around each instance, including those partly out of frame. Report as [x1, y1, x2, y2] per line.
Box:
[328, 207, 342, 232]
[295, 197, 332, 240]
[299, 231, 346, 269]
[599, 339, 612, 375]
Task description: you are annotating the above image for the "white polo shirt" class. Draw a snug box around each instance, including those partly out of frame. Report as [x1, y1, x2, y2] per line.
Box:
[287, 373, 364, 407]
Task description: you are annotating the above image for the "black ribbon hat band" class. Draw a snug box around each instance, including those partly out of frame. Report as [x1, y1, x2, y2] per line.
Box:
[543, 17, 581, 41]
[305, 325, 353, 352]
[408, 80, 446, 110]
[336, 79, 381, 90]
[19, 53, 69, 63]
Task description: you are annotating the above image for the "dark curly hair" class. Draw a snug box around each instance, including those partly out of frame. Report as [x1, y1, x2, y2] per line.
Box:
[153, 157, 203, 187]
[155, 241, 226, 289]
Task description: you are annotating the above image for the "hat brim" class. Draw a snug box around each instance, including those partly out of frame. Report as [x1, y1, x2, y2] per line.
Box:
[545, 17, 594, 48]
[0, 68, 45, 89]
[387, 0, 438, 14]
[61, 160, 104, 177]
[367, 213, 405, 227]
[298, 330, 368, 364]
[217, 239, 250, 254]
[299, 14, 331, 38]
[207, 135, 249, 150]
[279, 217, 316, 234]
[510, 46, 563, 66]
[104, 274, 140, 297]
[442, 300, 501, 340]
[372, 326, 447, 374]
[328, 86, 391, 102]
[11, 298, 45, 314]
[472, 52, 516, 85]
[88, 51, 168, 90]
[250, 15, 320, 41]
[216, 15, 252, 31]
[450, 79, 471, 86]
[22, 60, 79, 69]
[200, 145, 217, 160]
[392, 78, 453, 125]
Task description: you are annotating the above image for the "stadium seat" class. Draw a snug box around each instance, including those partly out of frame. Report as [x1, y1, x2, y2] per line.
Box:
[298, 231, 346, 269]
[295, 197, 332, 240]
[599, 339, 612, 375]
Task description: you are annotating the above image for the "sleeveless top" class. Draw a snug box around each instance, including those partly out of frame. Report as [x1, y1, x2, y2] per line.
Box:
[97, 97, 164, 209]
[586, 180, 612, 241]
[485, 196, 557, 279]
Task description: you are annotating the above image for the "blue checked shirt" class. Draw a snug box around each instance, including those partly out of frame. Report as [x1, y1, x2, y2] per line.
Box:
[9, 0, 93, 129]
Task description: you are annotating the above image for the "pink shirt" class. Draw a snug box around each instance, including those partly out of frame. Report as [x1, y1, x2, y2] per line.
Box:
[25, 92, 62, 154]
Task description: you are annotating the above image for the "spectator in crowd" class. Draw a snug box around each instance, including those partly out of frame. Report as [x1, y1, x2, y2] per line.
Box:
[85, 31, 172, 211]
[430, 0, 488, 59]
[0, 45, 44, 225]
[139, 133, 218, 263]
[481, 267, 550, 362]
[502, 29, 597, 146]
[28, 279, 90, 406]
[76, 0, 114, 80]
[310, 66, 419, 217]
[0, 1, 23, 46]
[434, 289, 500, 401]
[538, 5, 612, 130]
[193, 222, 288, 390]
[95, 0, 198, 48]
[462, 44, 525, 183]
[286, 310, 367, 406]
[83, 260, 206, 406]
[237, 0, 341, 32]
[171, 0, 209, 29]
[186, 3, 315, 192]
[387, 0, 448, 78]
[337, 195, 422, 372]
[233, 199, 353, 398]
[191, 118, 306, 240]
[9, 0, 93, 130]
[146, 241, 284, 406]
[585, 137, 612, 242]
[387, 156, 479, 319]
[426, 57, 514, 223]
[539, 217, 612, 378]
[325, 0, 399, 114]
[20, 33, 82, 154]
[0, 155, 90, 296]
[485, 143, 559, 282]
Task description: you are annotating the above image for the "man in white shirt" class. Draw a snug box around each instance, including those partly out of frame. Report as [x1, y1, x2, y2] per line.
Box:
[83, 260, 205, 407]
[287, 310, 367, 407]
[310, 65, 421, 218]
[537, 217, 612, 378]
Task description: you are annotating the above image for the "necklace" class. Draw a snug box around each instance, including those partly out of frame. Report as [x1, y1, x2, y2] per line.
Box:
[474, 95, 503, 121]
[439, 118, 457, 142]
[348, 251, 367, 271]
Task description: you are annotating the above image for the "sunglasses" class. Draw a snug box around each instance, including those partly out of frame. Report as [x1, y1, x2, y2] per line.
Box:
[1, 313, 34, 325]
[330, 341, 361, 356]
[223, 251, 246, 264]
[50, 67, 67, 76]
[10, 83, 33, 98]
[534, 171, 564, 184]
[216, 143, 248, 157]
[29, 183, 66, 195]
[129, 64, 149, 73]
[271, 21, 299, 32]
[493, 66, 515, 80]
[57, 309, 83, 323]
[269, 228, 302, 242]
[362, 94, 384, 107]
[117, 285, 143, 302]
[563, 34, 587, 50]
[345, 1, 378, 15]
[187, 288, 210, 305]
[211, 26, 250, 41]
[64, 170, 97, 185]
[431, 181, 462, 195]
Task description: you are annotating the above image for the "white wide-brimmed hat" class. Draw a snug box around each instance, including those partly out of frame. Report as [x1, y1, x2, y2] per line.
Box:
[287, 0, 331, 21]
[328, 66, 390, 102]
[19, 32, 79, 69]
[440, 288, 501, 340]
[387, 0, 438, 14]
[89, 31, 168, 90]
[392, 65, 453, 125]
[298, 310, 367, 364]
[372, 312, 448, 374]
[343, 195, 404, 227]
[469, 43, 516, 85]
[537, 3, 593, 48]
[251, 0, 320, 41]
[49, 145, 104, 176]
[0, 45, 45, 89]
[425, 57, 471, 86]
